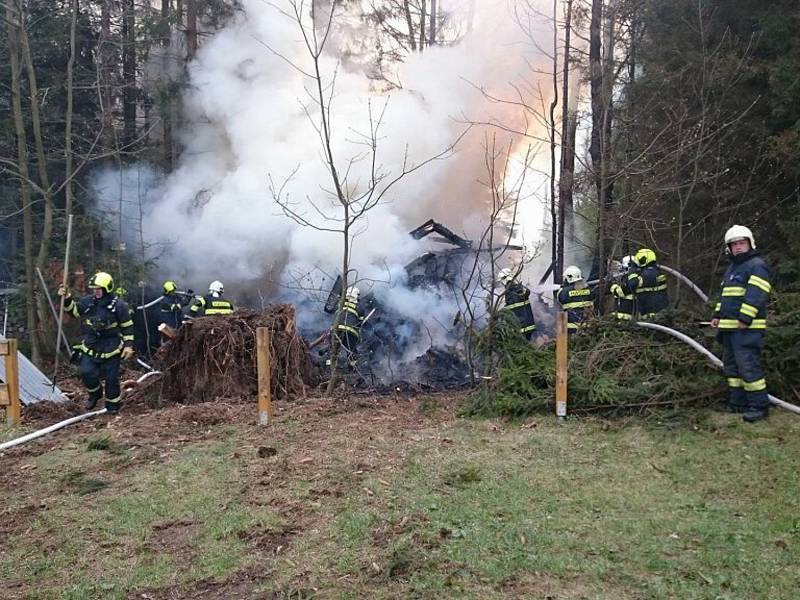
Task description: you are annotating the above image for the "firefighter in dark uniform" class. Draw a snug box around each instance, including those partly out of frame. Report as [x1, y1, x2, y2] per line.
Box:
[186, 280, 234, 320]
[497, 268, 537, 341]
[711, 225, 772, 422]
[58, 272, 135, 414]
[159, 280, 187, 330]
[627, 248, 669, 318]
[610, 255, 636, 320]
[557, 265, 596, 332]
[328, 286, 363, 368]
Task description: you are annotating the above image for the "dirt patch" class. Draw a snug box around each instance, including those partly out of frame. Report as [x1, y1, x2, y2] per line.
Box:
[149, 520, 197, 567]
[127, 568, 278, 600]
[176, 405, 228, 427]
[0, 502, 42, 536]
[237, 526, 294, 555]
[21, 396, 84, 422]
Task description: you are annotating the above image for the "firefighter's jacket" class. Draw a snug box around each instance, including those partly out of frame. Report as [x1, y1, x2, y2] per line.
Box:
[503, 282, 536, 336]
[189, 294, 234, 317]
[609, 273, 635, 320]
[627, 264, 668, 316]
[159, 292, 186, 329]
[557, 282, 596, 330]
[713, 250, 771, 330]
[64, 293, 134, 358]
[335, 299, 362, 339]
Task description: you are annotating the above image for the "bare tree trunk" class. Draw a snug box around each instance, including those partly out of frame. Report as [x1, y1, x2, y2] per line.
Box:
[589, 0, 610, 282]
[122, 0, 136, 148]
[418, 0, 426, 50]
[600, 0, 616, 272]
[99, 0, 114, 153]
[620, 4, 637, 255]
[428, 0, 437, 45]
[162, 0, 174, 169]
[65, 0, 77, 216]
[186, 0, 198, 61]
[20, 13, 57, 352]
[6, 4, 42, 365]
[19, 18, 53, 274]
[557, 0, 574, 283]
[403, 0, 417, 51]
[549, 0, 559, 286]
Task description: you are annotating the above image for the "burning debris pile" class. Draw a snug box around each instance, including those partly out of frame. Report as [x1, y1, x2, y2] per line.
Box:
[312, 219, 520, 389]
[158, 306, 318, 404]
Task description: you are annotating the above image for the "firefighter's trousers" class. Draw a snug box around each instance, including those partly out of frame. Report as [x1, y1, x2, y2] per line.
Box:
[79, 354, 122, 408]
[719, 330, 768, 410]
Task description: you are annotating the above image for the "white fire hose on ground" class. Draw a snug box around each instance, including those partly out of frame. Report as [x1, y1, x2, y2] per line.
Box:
[0, 371, 162, 452]
[637, 321, 800, 415]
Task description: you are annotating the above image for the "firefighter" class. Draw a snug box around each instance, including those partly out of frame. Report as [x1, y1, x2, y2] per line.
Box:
[187, 280, 234, 320]
[58, 272, 135, 414]
[557, 265, 596, 332]
[330, 286, 363, 368]
[610, 255, 636, 320]
[627, 248, 669, 318]
[159, 280, 186, 331]
[711, 225, 772, 422]
[497, 268, 537, 340]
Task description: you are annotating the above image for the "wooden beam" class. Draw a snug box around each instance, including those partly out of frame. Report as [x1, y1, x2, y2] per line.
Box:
[555, 312, 568, 419]
[1, 339, 21, 426]
[256, 327, 273, 426]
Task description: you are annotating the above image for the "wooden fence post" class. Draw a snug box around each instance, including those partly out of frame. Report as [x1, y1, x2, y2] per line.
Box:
[555, 312, 568, 420]
[256, 327, 273, 426]
[1, 339, 22, 426]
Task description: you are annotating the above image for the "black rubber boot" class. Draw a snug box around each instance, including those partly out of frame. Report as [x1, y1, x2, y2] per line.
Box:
[743, 407, 769, 423]
[105, 400, 121, 415]
[722, 403, 747, 414]
[85, 397, 98, 410]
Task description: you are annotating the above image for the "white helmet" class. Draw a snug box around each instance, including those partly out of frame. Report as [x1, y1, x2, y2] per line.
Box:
[345, 285, 360, 302]
[564, 265, 583, 283]
[724, 225, 755, 250]
[497, 268, 515, 285]
[209, 280, 224, 295]
[621, 255, 633, 270]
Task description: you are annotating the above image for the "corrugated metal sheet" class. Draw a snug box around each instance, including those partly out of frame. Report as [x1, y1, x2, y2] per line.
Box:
[0, 336, 67, 405]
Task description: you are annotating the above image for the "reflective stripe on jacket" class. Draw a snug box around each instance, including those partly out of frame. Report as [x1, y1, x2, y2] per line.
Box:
[64, 293, 134, 356]
[557, 283, 596, 329]
[713, 250, 771, 329]
[190, 294, 235, 316]
[503, 282, 536, 334]
[628, 264, 668, 316]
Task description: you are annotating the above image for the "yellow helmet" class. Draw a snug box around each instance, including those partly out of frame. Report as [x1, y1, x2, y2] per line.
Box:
[88, 271, 114, 293]
[634, 248, 657, 267]
[163, 280, 177, 294]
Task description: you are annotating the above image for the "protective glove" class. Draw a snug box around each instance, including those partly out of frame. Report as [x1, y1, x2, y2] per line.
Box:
[121, 346, 135, 360]
[57, 284, 69, 298]
[610, 283, 624, 299]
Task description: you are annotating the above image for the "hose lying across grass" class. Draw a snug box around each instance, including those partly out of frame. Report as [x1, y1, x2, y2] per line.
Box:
[637, 321, 800, 415]
[0, 371, 162, 452]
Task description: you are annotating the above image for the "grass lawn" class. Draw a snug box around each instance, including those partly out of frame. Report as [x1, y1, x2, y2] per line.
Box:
[1, 396, 798, 599]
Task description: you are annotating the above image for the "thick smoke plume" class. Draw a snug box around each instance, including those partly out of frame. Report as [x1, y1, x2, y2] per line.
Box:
[142, 0, 552, 285]
[96, 1, 557, 356]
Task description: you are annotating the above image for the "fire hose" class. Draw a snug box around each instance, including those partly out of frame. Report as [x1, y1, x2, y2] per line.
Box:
[636, 321, 800, 416]
[0, 370, 163, 452]
[136, 290, 193, 311]
[0, 409, 107, 452]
